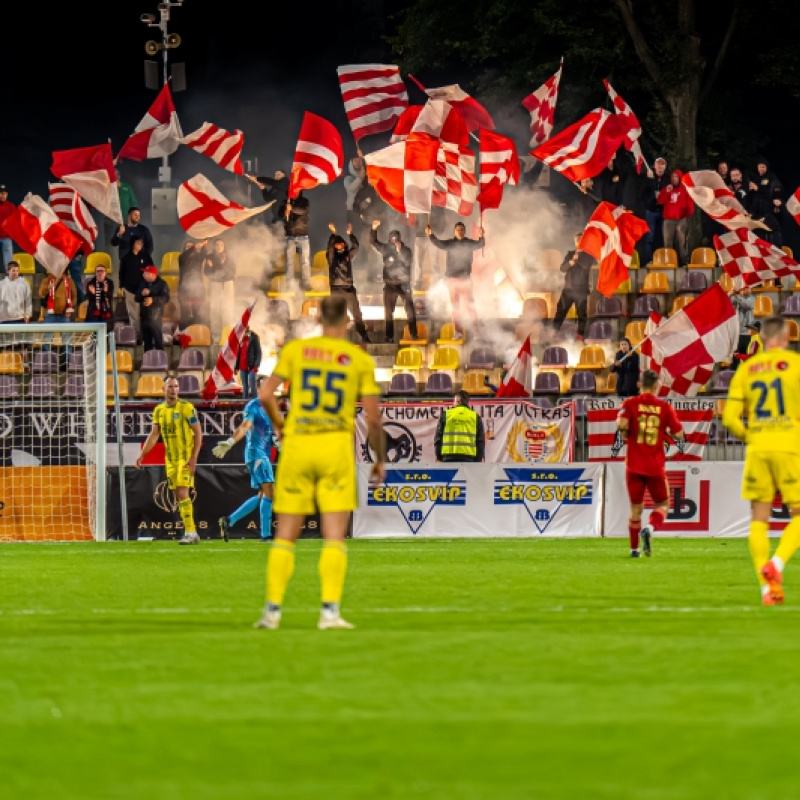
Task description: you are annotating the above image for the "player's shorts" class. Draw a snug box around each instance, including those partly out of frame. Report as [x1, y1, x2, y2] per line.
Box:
[742, 451, 800, 506]
[165, 459, 194, 491]
[274, 432, 357, 515]
[248, 458, 275, 490]
[626, 470, 669, 506]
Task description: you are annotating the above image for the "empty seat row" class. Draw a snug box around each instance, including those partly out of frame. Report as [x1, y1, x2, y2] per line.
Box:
[394, 343, 498, 371]
[387, 370, 495, 397]
[105, 373, 203, 399]
[0, 374, 86, 398]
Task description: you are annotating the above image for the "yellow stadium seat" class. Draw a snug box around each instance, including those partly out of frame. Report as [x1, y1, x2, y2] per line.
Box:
[399, 322, 430, 346]
[106, 351, 133, 373]
[461, 370, 492, 395]
[629, 250, 640, 270]
[13, 253, 35, 274]
[537, 249, 563, 271]
[218, 326, 232, 345]
[311, 250, 328, 275]
[437, 322, 463, 344]
[754, 295, 773, 317]
[788, 319, 799, 343]
[0, 352, 23, 374]
[413, 273, 434, 296]
[76, 300, 88, 322]
[86, 251, 112, 274]
[268, 275, 291, 297]
[649, 248, 679, 269]
[394, 347, 422, 370]
[134, 374, 165, 398]
[161, 274, 179, 297]
[161, 251, 181, 274]
[306, 274, 330, 298]
[624, 321, 646, 346]
[614, 279, 631, 295]
[576, 345, 607, 370]
[670, 295, 693, 315]
[753, 279, 776, 293]
[522, 297, 549, 319]
[597, 372, 617, 394]
[715, 398, 726, 418]
[718, 273, 734, 293]
[106, 374, 130, 399]
[782, 246, 794, 260]
[688, 247, 716, 269]
[430, 346, 460, 371]
[300, 299, 321, 319]
[641, 272, 670, 294]
[184, 324, 211, 346]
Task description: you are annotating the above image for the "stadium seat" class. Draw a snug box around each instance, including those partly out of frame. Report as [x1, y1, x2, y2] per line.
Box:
[184, 324, 211, 346]
[537, 249, 563, 271]
[140, 349, 169, 372]
[754, 296, 773, 317]
[467, 345, 496, 370]
[399, 322, 430, 346]
[631, 295, 661, 319]
[386, 372, 418, 396]
[461, 370, 493, 395]
[687, 247, 716, 269]
[717, 273, 735, 294]
[436, 322, 462, 345]
[710, 369, 735, 393]
[753, 279, 776, 293]
[0, 352, 22, 375]
[311, 250, 328, 275]
[63, 374, 84, 398]
[268, 275, 292, 297]
[176, 374, 202, 396]
[522, 297, 548, 319]
[413, 273, 434, 296]
[114, 325, 137, 347]
[782, 246, 794, 260]
[670, 295, 693, 315]
[161, 274, 179, 297]
[641, 272, 670, 294]
[624, 321, 646, 346]
[423, 372, 455, 396]
[430, 346, 460, 371]
[594, 297, 623, 319]
[161, 251, 181, 274]
[134, 374, 165, 398]
[629, 250, 640, 270]
[32, 351, 59, 373]
[0, 375, 20, 397]
[106, 374, 130, 399]
[568, 370, 597, 394]
[585, 321, 613, 343]
[217, 326, 232, 345]
[576, 345, 606, 370]
[596, 372, 617, 394]
[13, 253, 35, 274]
[788, 319, 799, 342]
[27, 375, 57, 398]
[177, 348, 206, 372]
[85, 251, 112, 274]
[540, 346, 569, 368]
[300, 299, 321, 319]
[76, 301, 88, 322]
[394, 347, 422, 371]
[106, 351, 133, 373]
[529, 396, 555, 409]
[532, 371, 560, 395]
[306, 274, 330, 298]
[649, 247, 679, 269]
[783, 295, 800, 317]
[677, 271, 708, 294]
[614, 279, 632, 295]
[67, 351, 84, 372]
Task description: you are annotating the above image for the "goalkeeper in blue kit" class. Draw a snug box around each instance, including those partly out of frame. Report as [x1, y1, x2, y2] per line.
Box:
[214, 375, 276, 541]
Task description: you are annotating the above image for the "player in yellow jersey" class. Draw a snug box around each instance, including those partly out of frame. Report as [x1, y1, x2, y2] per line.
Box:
[136, 377, 204, 545]
[723, 316, 800, 604]
[254, 294, 385, 630]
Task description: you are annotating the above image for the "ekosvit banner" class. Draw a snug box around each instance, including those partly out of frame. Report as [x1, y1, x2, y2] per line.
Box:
[353, 463, 603, 538]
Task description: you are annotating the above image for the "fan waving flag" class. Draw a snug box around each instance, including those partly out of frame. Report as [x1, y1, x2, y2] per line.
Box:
[785, 186, 800, 227]
[337, 64, 409, 141]
[523, 60, 563, 148]
[602, 80, 644, 172]
[50, 142, 123, 224]
[478, 130, 520, 211]
[714, 228, 800, 287]
[288, 112, 344, 198]
[578, 202, 649, 297]
[202, 300, 257, 401]
[177, 174, 274, 239]
[0, 194, 82, 277]
[684, 171, 768, 232]
[117, 82, 183, 162]
[531, 108, 635, 183]
[495, 336, 533, 397]
[180, 123, 245, 174]
[48, 183, 98, 255]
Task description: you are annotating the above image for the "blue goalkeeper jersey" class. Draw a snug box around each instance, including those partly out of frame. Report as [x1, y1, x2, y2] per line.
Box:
[243, 398, 273, 464]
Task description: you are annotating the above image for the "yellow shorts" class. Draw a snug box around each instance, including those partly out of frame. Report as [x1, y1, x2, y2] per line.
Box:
[274, 432, 357, 515]
[165, 460, 195, 491]
[742, 452, 800, 506]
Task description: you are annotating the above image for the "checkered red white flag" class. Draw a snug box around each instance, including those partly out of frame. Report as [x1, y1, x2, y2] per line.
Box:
[684, 171, 768, 232]
[522, 61, 562, 148]
[602, 80, 644, 172]
[337, 64, 409, 141]
[714, 228, 800, 287]
[180, 123, 245, 174]
[786, 186, 800, 227]
[202, 300, 257, 400]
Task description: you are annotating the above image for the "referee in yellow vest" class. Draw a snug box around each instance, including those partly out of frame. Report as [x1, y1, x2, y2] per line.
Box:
[434, 390, 485, 462]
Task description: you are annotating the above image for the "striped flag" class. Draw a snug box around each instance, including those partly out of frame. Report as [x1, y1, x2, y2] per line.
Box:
[180, 123, 245, 174]
[202, 300, 257, 401]
[117, 82, 183, 162]
[337, 64, 409, 141]
[177, 174, 274, 239]
[477, 130, 520, 211]
[495, 336, 532, 397]
[522, 61, 562, 148]
[48, 183, 98, 255]
[288, 112, 344, 198]
[683, 171, 768, 232]
[602, 80, 644, 172]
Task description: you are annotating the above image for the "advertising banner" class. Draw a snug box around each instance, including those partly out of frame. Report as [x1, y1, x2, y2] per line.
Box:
[355, 400, 575, 465]
[352, 462, 603, 538]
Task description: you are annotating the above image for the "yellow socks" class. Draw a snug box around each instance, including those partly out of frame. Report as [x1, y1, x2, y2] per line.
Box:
[177, 498, 196, 534]
[319, 541, 348, 605]
[266, 540, 296, 606]
[775, 515, 800, 567]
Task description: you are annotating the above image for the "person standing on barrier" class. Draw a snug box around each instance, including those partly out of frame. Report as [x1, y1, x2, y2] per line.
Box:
[434, 390, 485, 462]
[616, 369, 685, 558]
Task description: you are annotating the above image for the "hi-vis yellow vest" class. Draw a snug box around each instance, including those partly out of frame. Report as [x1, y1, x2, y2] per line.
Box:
[441, 405, 479, 457]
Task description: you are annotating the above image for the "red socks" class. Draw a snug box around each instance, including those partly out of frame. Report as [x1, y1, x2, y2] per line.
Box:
[628, 519, 641, 550]
[649, 509, 666, 531]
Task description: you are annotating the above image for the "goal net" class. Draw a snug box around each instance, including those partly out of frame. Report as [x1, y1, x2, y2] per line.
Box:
[0, 323, 106, 541]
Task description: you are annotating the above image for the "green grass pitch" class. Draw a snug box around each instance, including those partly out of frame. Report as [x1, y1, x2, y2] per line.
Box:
[2, 538, 800, 799]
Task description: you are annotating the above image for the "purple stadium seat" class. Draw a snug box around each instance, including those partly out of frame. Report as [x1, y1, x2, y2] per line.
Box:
[678, 271, 708, 294]
[0, 375, 20, 398]
[67, 351, 85, 372]
[387, 373, 418, 396]
[177, 348, 206, 371]
[468, 346, 496, 370]
[585, 321, 613, 342]
[533, 371, 560, 395]
[424, 372, 454, 396]
[711, 369, 734, 393]
[540, 346, 569, 367]
[568, 370, 597, 394]
[529, 396, 555, 409]
[594, 297, 623, 319]
[631, 295, 661, 319]
[115, 325, 137, 346]
[32, 351, 59, 373]
[177, 374, 201, 395]
[783, 295, 800, 318]
[140, 349, 169, 372]
[63, 374, 84, 398]
[27, 375, 57, 398]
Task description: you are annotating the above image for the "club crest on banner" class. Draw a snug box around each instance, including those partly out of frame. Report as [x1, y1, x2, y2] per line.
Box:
[505, 421, 565, 463]
[361, 421, 423, 463]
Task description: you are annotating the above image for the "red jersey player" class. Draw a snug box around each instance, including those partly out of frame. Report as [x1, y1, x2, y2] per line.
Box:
[616, 369, 685, 557]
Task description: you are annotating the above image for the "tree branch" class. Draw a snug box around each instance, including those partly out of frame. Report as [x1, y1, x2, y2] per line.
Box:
[698, 0, 742, 106]
[611, 0, 663, 89]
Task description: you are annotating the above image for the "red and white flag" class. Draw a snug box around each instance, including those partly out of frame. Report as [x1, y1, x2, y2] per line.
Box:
[477, 130, 520, 211]
[180, 122, 245, 174]
[785, 186, 800, 227]
[602, 80, 644, 172]
[337, 64, 408, 141]
[51, 142, 123, 224]
[523, 61, 563, 148]
[416, 81, 494, 131]
[683, 171, 768, 232]
[714, 228, 800, 287]
[117, 82, 183, 162]
[390, 105, 423, 142]
[177, 174, 274, 239]
[495, 336, 532, 397]
[48, 183, 98, 256]
[531, 108, 636, 183]
[288, 112, 344, 198]
[578, 201, 649, 297]
[0, 193, 82, 277]
[202, 300, 257, 401]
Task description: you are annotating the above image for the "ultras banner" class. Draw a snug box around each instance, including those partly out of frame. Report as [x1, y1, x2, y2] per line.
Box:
[354, 400, 575, 465]
[352, 462, 603, 537]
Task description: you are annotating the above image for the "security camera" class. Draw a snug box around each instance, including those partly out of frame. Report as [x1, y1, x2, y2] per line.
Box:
[140, 12, 156, 23]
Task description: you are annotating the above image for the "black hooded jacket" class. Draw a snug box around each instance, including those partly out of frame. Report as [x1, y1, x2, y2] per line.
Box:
[327, 233, 359, 287]
[370, 229, 414, 285]
[278, 192, 310, 237]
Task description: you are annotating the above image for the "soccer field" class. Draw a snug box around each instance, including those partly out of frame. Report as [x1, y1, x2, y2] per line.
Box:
[2, 539, 799, 799]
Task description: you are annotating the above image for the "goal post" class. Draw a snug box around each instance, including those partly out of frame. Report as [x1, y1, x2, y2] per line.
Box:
[0, 322, 107, 541]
